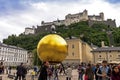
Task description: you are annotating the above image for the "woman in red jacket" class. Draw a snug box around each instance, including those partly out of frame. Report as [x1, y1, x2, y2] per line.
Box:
[111, 66, 120, 80]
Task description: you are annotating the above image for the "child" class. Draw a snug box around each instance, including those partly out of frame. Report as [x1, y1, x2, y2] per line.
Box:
[31, 70, 35, 80]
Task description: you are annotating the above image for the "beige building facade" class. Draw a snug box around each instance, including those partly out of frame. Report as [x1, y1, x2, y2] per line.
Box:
[27, 52, 34, 66]
[62, 38, 93, 64]
[92, 47, 120, 64]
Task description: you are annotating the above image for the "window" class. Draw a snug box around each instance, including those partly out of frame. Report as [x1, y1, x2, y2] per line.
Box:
[109, 60, 112, 62]
[72, 52, 74, 56]
[67, 45, 69, 48]
[45, 28, 48, 31]
[72, 44, 74, 48]
[116, 55, 120, 59]
[98, 55, 102, 58]
[118, 55, 120, 58]
[109, 55, 112, 57]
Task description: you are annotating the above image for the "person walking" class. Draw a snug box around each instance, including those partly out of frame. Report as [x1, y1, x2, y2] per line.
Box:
[34, 66, 38, 76]
[111, 66, 120, 80]
[15, 63, 26, 80]
[78, 64, 85, 80]
[0, 62, 4, 74]
[66, 65, 72, 80]
[82, 64, 94, 80]
[22, 64, 27, 80]
[8, 66, 12, 74]
[31, 69, 35, 80]
[94, 64, 100, 80]
[47, 66, 53, 80]
[38, 61, 49, 80]
[53, 66, 59, 80]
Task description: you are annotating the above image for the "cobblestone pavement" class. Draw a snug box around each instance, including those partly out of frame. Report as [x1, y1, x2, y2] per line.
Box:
[0, 69, 78, 80]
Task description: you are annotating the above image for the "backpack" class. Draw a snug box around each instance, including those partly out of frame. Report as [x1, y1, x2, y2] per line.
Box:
[96, 66, 111, 80]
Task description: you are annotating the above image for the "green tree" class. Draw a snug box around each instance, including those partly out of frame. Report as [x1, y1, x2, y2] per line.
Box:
[113, 28, 120, 46]
[3, 21, 120, 52]
[32, 49, 42, 66]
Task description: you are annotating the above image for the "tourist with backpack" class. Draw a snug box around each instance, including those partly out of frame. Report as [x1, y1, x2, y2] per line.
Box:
[96, 60, 111, 80]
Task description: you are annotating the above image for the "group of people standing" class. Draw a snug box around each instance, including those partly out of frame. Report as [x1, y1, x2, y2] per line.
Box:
[36, 60, 120, 80]
[0, 62, 27, 80]
[78, 60, 120, 80]
[15, 63, 27, 80]
[0, 60, 120, 80]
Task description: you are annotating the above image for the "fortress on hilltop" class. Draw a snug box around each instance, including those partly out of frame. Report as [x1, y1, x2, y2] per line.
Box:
[41, 9, 116, 27]
[24, 9, 116, 35]
[41, 9, 104, 26]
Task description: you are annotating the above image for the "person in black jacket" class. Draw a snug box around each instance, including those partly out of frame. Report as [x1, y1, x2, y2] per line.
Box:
[38, 61, 49, 80]
[95, 64, 100, 80]
[15, 63, 27, 80]
[22, 64, 27, 80]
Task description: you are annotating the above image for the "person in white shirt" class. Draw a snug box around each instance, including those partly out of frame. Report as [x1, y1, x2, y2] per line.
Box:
[66, 65, 72, 80]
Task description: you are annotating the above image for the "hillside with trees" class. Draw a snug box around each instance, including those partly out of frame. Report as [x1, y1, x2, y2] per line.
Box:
[3, 21, 120, 51]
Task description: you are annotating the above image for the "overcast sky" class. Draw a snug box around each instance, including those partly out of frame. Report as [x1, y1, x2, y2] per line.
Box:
[0, 0, 120, 42]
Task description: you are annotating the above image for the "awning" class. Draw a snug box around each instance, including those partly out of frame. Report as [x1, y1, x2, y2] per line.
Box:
[96, 61, 102, 63]
[109, 61, 120, 64]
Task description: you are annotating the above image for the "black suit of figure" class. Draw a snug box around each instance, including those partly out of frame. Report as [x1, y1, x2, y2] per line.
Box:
[38, 61, 49, 80]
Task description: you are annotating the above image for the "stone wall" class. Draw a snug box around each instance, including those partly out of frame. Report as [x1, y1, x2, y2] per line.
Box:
[88, 19, 116, 27]
[36, 25, 56, 34]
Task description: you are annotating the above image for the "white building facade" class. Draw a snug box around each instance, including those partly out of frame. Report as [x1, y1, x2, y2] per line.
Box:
[24, 26, 36, 35]
[0, 43, 28, 66]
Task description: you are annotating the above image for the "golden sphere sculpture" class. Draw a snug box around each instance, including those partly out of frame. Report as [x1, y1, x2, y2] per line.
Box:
[37, 34, 68, 64]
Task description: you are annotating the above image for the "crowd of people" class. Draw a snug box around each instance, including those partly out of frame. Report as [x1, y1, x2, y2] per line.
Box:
[37, 60, 120, 80]
[77, 60, 120, 80]
[0, 60, 120, 80]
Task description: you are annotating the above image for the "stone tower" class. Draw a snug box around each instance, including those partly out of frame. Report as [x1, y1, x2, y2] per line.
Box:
[99, 12, 104, 21]
[82, 9, 88, 20]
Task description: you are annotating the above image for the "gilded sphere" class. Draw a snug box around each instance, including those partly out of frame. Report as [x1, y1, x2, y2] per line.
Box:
[37, 34, 68, 63]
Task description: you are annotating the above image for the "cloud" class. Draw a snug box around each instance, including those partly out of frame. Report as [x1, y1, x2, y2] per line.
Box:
[0, 0, 120, 42]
